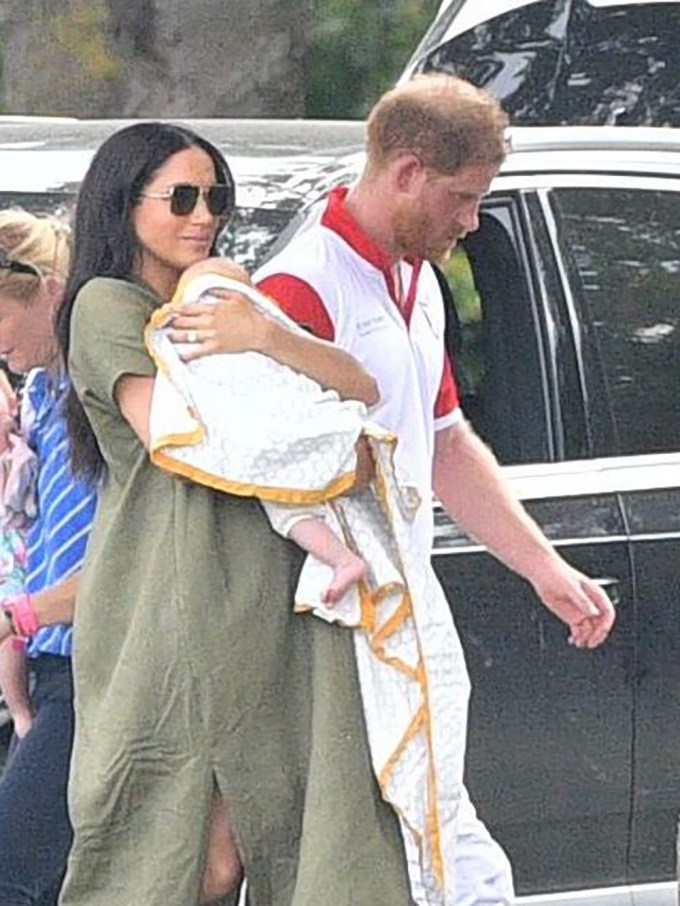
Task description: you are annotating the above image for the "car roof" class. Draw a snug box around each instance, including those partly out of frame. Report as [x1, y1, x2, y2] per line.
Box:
[0, 117, 367, 208]
[0, 118, 678, 202]
[503, 125, 680, 178]
[0, 116, 366, 155]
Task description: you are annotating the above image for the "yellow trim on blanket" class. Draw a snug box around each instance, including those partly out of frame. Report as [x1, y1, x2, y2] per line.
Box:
[143, 318, 207, 446]
[370, 591, 420, 682]
[378, 704, 426, 790]
[357, 580, 375, 631]
[145, 293, 449, 897]
[152, 427, 205, 449]
[414, 619, 445, 887]
[150, 447, 359, 504]
[146, 304, 366, 505]
[148, 273, 195, 325]
[368, 447, 447, 891]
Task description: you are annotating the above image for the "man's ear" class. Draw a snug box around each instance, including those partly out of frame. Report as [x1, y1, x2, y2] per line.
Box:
[392, 154, 426, 193]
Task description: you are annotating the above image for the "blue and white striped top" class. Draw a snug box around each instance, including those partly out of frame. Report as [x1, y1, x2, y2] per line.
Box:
[23, 369, 97, 659]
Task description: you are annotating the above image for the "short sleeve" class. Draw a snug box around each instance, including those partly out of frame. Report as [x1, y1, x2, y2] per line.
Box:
[69, 277, 157, 409]
[434, 354, 462, 431]
[257, 273, 335, 341]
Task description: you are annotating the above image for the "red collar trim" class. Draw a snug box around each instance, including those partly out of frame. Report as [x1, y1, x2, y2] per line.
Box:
[401, 259, 422, 325]
[321, 187, 423, 321]
[321, 187, 395, 274]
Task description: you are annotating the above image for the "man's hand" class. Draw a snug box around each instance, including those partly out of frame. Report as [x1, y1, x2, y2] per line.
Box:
[529, 556, 616, 649]
[433, 420, 616, 649]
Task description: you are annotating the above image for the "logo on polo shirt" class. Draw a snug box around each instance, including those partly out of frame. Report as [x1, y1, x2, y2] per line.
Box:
[357, 313, 389, 337]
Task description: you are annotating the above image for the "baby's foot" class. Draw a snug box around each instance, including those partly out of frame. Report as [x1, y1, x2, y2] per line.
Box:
[323, 551, 367, 605]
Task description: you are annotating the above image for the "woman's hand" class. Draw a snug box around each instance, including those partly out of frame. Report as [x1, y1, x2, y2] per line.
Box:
[166, 290, 270, 362]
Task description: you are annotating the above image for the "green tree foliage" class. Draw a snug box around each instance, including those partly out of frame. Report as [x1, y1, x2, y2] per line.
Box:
[0, 0, 436, 118]
[306, 0, 439, 119]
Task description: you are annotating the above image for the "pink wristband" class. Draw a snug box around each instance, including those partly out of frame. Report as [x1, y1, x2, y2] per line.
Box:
[4, 592, 39, 637]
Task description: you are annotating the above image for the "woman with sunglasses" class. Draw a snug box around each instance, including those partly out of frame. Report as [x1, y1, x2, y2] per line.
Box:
[0, 208, 98, 906]
[55, 121, 413, 906]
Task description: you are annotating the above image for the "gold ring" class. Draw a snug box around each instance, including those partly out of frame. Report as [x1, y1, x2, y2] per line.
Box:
[187, 329, 198, 344]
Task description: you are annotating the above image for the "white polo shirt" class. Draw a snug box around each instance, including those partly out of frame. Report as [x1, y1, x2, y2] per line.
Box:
[256, 186, 462, 552]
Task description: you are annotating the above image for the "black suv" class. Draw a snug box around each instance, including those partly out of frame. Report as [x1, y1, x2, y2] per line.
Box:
[0, 118, 677, 906]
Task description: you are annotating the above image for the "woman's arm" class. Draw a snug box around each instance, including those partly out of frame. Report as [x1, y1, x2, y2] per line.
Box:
[31, 574, 79, 626]
[114, 374, 154, 450]
[0, 573, 79, 643]
[167, 294, 380, 406]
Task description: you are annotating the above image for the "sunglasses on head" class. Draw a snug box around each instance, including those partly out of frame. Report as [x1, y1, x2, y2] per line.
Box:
[0, 248, 41, 278]
[140, 183, 234, 218]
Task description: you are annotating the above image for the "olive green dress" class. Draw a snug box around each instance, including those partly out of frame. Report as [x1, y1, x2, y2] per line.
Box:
[59, 278, 413, 906]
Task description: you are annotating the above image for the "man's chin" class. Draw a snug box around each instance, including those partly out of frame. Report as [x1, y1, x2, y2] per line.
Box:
[427, 240, 458, 265]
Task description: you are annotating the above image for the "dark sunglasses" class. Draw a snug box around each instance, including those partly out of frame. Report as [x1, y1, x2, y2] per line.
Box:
[0, 248, 41, 278]
[140, 183, 234, 218]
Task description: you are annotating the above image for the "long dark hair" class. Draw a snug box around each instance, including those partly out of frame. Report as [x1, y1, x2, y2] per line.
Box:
[56, 121, 234, 480]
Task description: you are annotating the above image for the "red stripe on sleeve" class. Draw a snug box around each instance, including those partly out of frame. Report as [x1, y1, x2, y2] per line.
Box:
[435, 354, 460, 419]
[256, 274, 335, 342]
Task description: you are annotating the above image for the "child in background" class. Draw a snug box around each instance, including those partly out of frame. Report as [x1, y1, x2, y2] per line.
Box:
[0, 366, 36, 741]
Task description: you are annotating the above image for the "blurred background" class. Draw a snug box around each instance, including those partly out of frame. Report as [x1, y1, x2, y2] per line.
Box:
[0, 0, 439, 120]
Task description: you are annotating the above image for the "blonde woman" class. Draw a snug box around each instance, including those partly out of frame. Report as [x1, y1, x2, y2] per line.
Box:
[0, 209, 98, 906]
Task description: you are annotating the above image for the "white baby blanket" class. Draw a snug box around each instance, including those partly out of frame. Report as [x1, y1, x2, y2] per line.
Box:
[145, 273, 472, 905]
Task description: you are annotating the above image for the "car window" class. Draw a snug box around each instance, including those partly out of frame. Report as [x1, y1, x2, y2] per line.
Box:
[219, 206, 301, 270]
[0, 192, 75, 222]
[551, 185, 680, 457]
[0, 193, 297, 274]
[439, 204, 553, 465]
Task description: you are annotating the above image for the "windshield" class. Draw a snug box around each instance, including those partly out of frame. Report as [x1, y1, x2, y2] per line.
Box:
[412, 0, 680, 126]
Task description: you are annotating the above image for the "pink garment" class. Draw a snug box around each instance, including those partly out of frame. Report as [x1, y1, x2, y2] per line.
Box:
[0, 429, 36, 602]
[1, 430, 37, 530]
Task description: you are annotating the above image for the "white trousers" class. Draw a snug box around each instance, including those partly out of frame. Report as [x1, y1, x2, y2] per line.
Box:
[451, 786, 514, 906]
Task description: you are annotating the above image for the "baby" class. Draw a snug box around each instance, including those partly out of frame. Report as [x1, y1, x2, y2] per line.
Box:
[152, 257, 369, 605]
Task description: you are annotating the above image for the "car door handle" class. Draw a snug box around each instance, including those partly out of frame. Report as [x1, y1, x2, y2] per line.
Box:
[592, 576, 621, 606]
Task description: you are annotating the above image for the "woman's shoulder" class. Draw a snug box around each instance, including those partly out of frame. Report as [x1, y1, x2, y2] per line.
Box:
[75, 276, 158, 306]
[72, 277, 160, 330]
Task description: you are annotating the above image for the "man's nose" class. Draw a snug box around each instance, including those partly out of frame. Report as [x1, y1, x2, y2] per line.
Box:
[459, 200, 480, 233]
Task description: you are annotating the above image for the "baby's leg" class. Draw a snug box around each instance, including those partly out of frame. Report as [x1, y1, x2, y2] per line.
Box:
[288, 517, 367, 604]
